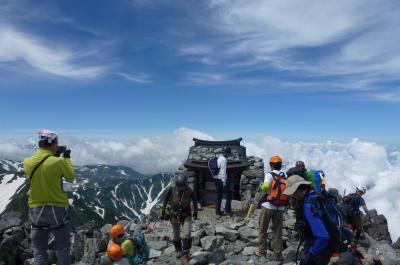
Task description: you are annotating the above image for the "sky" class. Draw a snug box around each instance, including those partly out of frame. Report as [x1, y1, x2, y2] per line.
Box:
[0, 0, 400, 144]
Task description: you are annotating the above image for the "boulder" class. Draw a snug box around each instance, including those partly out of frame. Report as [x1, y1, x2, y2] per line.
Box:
[224, 241, 247, 255]
[149, 249, 162, 259]
[392, 237, 400, 250]
[208, 248, 226, 264]
[216, 224, 239, 242]
[242, 246, 257, 256]
[190, 251, 209, 265]
[148, 240, 168, 251]
[192, 229, 206, 246]
[200, 236, 224, 251]
[238, 226, 258, 242]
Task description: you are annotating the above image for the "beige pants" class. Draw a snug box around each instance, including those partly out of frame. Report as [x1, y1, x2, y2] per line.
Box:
[172, 216, 192, 241]
[258, 207, 283, 257]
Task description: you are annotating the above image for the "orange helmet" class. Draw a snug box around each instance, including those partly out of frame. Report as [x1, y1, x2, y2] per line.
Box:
[107, 244, 124, 261]
[269, 155, 282, 164]
[109, 224, 125, 239]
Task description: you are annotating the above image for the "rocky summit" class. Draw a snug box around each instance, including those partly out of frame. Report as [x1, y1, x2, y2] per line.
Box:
[1, 203, 399, 265]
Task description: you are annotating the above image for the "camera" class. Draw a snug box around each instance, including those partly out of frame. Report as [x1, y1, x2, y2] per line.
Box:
[56, 145, 67, 157]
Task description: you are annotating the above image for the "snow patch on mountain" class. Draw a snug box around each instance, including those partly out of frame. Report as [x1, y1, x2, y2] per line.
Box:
[94, 206, 105, 218]
[0, 174, 26, 213]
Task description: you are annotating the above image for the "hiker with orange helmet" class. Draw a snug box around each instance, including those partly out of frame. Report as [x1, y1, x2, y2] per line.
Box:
[255, 155, 288, 263]
[100, 224, 149, 265]
[106, 244, 130, 265]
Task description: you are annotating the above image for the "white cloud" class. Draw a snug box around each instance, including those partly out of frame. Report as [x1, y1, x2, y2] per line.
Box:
[1, 128, 399, 240]
[115, 72, 153, 84]
[0, 25, 106, 78]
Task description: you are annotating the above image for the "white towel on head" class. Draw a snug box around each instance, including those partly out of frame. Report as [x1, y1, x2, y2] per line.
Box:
[38, 129, 58, 140]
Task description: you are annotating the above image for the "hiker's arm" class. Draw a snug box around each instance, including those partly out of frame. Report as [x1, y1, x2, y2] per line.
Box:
[359, 197, 369, 215]
[60, 158, 76, 182]
[163, 188, 172, 210]
[304, 203, 329, 256]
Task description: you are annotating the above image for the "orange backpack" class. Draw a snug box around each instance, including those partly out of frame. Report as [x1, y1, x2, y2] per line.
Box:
[267, 172, 289, 207]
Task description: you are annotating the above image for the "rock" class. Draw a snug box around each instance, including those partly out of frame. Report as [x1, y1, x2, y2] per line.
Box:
[393, 237, 400, 250]
[208, 248, 226, 264]
[192, 229, 206, 246]
[242, 246, 257, 256]
[148, 241, 168, 251]
[224, 241, 246, 255]
[200, 236, 224, 251]
[216, 225, 239, 242]
[81, 238, 97, 265]
[149, 249, 162, 259]
[162, 245, 175, 255]
[190, 251, 209, 265]
[282, 245, 297, 261]
[204, 225, 216, 236]
[238, 226, 258, 242]
[226, 221, 246, 230]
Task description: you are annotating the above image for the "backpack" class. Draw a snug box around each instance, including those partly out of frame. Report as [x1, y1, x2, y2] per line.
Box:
[342, 193, 361, 217]
[286, 167, 307, 179]
[300, 191, 353, 252]
[267, 172, 289, 207]
[309, 170, 323, 193]
[208, 157, 219, 176]
[123, 232, 150, 265]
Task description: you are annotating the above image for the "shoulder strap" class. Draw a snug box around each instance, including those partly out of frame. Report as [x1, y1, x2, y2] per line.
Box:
[28, 155, 52, 182]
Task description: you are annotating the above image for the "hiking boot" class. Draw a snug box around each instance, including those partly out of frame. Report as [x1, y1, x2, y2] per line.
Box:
[254, 248, 266, 257]
[173, 240, 183, 259]
[176, 251, 183, 259]
[216, 211, 225, 216]
[181, 254, 190, 265]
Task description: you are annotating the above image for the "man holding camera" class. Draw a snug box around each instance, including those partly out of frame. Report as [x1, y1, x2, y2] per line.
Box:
[23, 129, 75, 265]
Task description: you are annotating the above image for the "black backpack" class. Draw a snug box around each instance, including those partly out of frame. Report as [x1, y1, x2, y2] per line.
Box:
[208, 157, 219, 176]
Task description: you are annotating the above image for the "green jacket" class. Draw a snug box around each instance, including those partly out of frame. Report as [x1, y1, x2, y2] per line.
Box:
[23, 149, 76, 208]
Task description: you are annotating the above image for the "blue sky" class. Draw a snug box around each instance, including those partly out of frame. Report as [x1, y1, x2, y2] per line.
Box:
[1, 0, 400, 144]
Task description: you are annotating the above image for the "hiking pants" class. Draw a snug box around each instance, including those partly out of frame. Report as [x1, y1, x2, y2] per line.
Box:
[31, 223, 71, 265]
[350, 214, 363, 236]
[214, 178, 232, 214]
[172, 216, 192, 241]
[29, 206, 71, 265]
[257, 207, 283, 257]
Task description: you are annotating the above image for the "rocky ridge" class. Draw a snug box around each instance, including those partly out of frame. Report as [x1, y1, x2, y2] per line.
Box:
[1, 204, 399, 265]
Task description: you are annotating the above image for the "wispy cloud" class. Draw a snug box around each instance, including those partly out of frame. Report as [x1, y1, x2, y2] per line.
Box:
[176, 1, 400, 100]
[115, 72, 153, 84]
[0, 25, 106, 79]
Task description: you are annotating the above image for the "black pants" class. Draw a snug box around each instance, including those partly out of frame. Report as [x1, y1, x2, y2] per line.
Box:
[214, 178, 232, 214]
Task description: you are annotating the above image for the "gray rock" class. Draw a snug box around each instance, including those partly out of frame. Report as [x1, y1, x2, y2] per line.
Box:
[393, 237, 400, 249]
[208, 248, 226, 264]
[192, 229, 206, 246]
[149, 249, 162, 259]
[204, 225, 216, 236]
[224, 241, 246, 255]
[242, 246, 257, 256]
[200, 236, 224, 251]
[148, 240, 168, 251]
[238, 226, 258, 242]
[282, 245, 297, 261]
[216, 224, 239, 242]
[190, 251, 209, 265]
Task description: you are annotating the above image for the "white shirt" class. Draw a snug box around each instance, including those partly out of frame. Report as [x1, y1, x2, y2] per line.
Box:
[215, 155, 227, 183]
[261, 170, 286, 211]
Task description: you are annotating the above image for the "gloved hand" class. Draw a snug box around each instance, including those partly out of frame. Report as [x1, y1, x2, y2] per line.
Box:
[193, 211, 198, 220]
[299, 254, 316, 265]
[63, 149, 71, 159]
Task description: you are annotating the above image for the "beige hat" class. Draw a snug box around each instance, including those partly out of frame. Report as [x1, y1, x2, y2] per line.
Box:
[283, 175, 311, 196]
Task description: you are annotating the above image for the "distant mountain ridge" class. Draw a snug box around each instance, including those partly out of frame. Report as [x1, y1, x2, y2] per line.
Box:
[0, 159, 173, 226]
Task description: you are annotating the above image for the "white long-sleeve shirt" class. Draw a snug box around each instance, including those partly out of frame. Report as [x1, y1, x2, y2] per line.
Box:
[214, 155, 227, 183]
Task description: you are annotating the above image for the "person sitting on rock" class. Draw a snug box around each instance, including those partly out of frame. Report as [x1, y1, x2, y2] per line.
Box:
[161, 174, 198, 265]
[255, 155, 288, 263]
[343, 186, 371, 240]
[283, 175, 333, 265]
[106, 244, 130, 265]
[100, 224, 149, 265]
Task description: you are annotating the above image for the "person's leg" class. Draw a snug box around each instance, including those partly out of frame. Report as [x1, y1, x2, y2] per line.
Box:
[53, 223, 71, 265]
[214, 179, 223, 214]
[31, 227, 50, 265]
[224, 178, 233, 214]
[256, 208, 272, 256]
[271, 209, 283, 261]
[181, 217, 192, 255]
[172, 222, 183, 258]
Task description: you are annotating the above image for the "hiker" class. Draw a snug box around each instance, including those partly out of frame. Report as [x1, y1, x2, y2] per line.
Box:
[255, 155, 288, 263]
[283, 175, 334, 265]
[100, 224, 149, 265]
[288, 161, 326, 193]
[106, 244, 130, 265]
[161, 174, 198, 264]
[343, 187, 371, 240]
[212, 146, 233, 216]
[23, 129, 75, 265]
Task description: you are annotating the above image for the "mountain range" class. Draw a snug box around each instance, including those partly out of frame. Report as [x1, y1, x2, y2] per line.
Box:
[0, 159, 173, 226]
